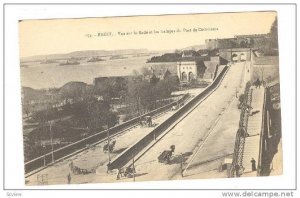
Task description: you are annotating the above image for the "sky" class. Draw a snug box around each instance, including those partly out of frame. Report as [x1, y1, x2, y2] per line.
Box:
[19, 11, 277, 58]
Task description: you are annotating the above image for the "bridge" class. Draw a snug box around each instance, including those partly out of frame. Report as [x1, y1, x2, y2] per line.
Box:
[25, 59, 272, 185]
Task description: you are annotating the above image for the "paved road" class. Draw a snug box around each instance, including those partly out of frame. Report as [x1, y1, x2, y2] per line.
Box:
[25, 89, 204, 185]
[128, 62, 248, 182]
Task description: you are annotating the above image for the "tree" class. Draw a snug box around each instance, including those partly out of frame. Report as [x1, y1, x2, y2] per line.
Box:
[156, 76, 179, 99]
[141, 67, 151, 75]
[174, 49, 181, 54]
[269, 17, 278, 49]
[132, 69, 140, 76]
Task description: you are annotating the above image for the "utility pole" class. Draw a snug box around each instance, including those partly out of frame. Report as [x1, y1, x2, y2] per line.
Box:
[180, 153, 184, 177]
[104, 122, 111, 173]
[43, 145, 46, 167]
[49, 120, 54, 163]
[107, 123, 111, 165]
[132, 152, 135, 182]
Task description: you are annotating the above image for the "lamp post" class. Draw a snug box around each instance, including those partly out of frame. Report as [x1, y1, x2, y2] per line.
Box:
[180, 153, 184, 177]
[43, 145, 46, 167]
[48, 120, 54, 163]
[132, 152, 135, 182]
[107, 127, 111, 164]
[104, 122, 111, 173]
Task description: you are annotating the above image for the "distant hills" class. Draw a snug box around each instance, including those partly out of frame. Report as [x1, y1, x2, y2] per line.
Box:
[20, 44, 208, 63]
[181, 44, 206, 51]
[20, 48, 150, 63]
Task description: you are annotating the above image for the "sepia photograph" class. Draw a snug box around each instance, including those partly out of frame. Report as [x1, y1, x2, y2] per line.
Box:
[18, 11, 282, 186]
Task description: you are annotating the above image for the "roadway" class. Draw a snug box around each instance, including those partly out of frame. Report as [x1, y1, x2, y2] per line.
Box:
[25, 89, 204, 185]
[117, 62, 249, 182]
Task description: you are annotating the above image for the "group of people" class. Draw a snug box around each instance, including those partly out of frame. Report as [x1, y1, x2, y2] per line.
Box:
[116, 166, 135, 180]
[254, 78, 266, 89]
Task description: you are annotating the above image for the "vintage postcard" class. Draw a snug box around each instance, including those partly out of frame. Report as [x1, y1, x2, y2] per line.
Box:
[19, 11, 281, 185]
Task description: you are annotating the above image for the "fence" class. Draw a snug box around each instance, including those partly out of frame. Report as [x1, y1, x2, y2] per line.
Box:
[257, 88, 267, 176]
[25, 93, 190, 175]
[229, 81, 252, 177]
[107, 66, 229, 170]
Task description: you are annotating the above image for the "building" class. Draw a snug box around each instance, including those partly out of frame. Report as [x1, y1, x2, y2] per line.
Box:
[219, 48, 252, 63]
[205, 34, 270, 50]
[177, 51, 219, 82]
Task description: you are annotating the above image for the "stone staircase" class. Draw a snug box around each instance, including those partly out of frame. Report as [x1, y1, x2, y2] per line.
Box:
[241, 86, 265, 176]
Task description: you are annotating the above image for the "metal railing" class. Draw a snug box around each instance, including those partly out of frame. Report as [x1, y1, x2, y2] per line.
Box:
[257, 88, 267, 176]
[229, 82, 252, 177]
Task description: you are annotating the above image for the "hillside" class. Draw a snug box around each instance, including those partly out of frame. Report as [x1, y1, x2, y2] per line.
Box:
[21, 48, 149, 63]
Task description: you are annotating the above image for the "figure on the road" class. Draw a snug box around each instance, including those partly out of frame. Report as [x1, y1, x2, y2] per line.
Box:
[239, 127, 249, 138]
[116, 168, 120, 180]
[103, 140, 116, 153]
[255, 78, 261, 89]
[69, 161, 74, 172]
[251, 158, 257, 171]
[235, 164, 240, 177]
[67, 173, 71, 184]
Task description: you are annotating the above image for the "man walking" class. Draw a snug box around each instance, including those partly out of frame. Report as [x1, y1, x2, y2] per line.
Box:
[67, 173, 71, 184]
[251, 158, 257, 171]
[235, 164, 240, 177]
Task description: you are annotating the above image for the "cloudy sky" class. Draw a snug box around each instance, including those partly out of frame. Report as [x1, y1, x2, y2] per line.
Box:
[19, 11, 277, 57]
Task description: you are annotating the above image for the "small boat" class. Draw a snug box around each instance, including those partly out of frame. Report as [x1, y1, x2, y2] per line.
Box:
[59, 60, 80, 66]
[110, 55, 128, 60]
[40, 59, 58, 64]
[87, 57, 105, 62]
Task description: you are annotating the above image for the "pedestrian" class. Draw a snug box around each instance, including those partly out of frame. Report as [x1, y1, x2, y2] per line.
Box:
[67, 173, 71, 184]
[116, 168, 120, 180]
[235, 164, 240, 177]
[251, 158, 257, 171]
[255, 78, 260, 88]
[69, 161, 74, 172]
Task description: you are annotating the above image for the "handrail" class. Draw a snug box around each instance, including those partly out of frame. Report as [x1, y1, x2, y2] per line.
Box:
[257, 88, 267, 176]
[229, 81, 252, 177]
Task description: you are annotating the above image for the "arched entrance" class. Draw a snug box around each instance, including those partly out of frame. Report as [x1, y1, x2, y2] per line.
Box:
[232, 53, 239, 62]
[240, 40, 247, 48]
[181, 72, 187, 81]
[188, 72, 194, 82]
[240, 53, 246, 61]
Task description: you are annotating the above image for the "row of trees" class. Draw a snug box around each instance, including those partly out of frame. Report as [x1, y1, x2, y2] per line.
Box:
[126, 74, 179, 115]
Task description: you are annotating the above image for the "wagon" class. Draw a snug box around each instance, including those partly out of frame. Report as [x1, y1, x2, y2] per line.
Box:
[103, 140, 116, 153]
[139, 116, 153, 127]
[158, 145, 176, 164]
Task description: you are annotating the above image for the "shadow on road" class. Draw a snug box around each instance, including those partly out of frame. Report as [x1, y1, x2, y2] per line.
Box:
[113, 147, 127, 154]
[169, 152, 193, 164]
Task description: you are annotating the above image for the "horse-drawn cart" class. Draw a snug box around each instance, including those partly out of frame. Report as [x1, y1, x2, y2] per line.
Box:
[103, 140, 116, 153]
[139, 116, 153, 127]
[158, 145, 176, 164]
[68, 161, 95, 175]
